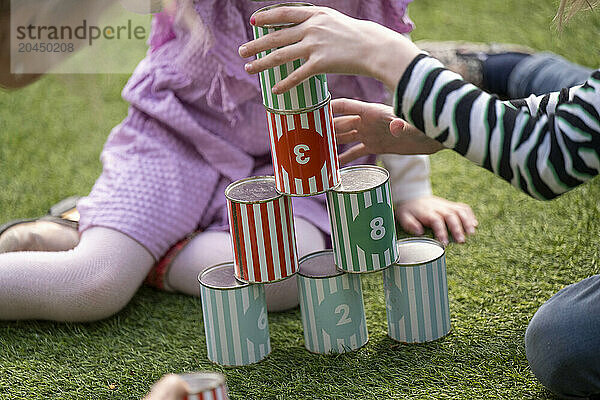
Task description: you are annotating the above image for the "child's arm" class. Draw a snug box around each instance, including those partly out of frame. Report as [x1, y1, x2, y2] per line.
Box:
[240, 6, 599, 201]
[333, 98, 477, 244]
[395, 55, 599, 200]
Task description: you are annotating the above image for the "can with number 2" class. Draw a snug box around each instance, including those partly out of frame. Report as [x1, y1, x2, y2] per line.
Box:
[297, 250, 368, 354]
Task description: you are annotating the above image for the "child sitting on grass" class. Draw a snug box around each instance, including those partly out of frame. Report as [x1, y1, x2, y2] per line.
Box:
[0, 0, 477, 321]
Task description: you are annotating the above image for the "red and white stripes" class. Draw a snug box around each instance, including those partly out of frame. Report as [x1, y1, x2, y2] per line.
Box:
[266, 100, 340, 196]
[227, 195, 298, 283]
[184, 385, 228, 400]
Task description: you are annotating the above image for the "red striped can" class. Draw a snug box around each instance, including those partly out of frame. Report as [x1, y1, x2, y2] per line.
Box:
[179, 372, 229, 400]
[226, 176, 299, 283]
[266, 97, 340, 196]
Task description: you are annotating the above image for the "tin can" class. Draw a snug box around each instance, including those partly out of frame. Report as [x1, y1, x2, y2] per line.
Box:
[297, 250, 368, 354]
[251, 3, 329, 112]
[199, 263, 271, 366]
[383, 238, 451, 343]
[226, 176, 298, 283]
[179, 372, 229, 400]
[326, 165, 398, 273]
[266, 98, 340, 196]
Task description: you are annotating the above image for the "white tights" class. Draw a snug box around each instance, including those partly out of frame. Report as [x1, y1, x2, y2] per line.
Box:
[0, 218, 325, 321]
[167, 217, 326, 312]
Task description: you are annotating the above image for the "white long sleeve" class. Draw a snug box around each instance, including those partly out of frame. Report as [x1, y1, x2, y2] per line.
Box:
[379, 154, 432, 205]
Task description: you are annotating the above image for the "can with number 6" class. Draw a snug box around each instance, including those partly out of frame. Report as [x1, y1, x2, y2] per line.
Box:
[297, 250, 368, 354]
[199, 263, 271, 366]
[266, 97, 340, 196]
[327, 165, 398, 273]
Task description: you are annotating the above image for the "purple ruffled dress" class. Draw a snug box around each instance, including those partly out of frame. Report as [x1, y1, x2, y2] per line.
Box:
[77, 0, 414, 259]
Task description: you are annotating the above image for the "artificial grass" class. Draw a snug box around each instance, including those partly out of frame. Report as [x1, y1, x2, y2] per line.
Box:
[1, 0, 599, 398]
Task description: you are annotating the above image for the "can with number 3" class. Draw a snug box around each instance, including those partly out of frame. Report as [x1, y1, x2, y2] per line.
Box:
[266, 98, 340, 196]
[199, 263, 271, 366]
[327, 165, 398, 273]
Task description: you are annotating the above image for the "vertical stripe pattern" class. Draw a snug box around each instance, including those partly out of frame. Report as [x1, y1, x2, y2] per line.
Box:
[184, 385, 228, 400]
[382, 256, 451, 343]
[297, 273, 368, 354]
[200, 284, 271, 366]
[253, 25, 329, 112]
[327, 178, 397, 273]
[227, 195, 298, 283]
[267, 100, 340, 196]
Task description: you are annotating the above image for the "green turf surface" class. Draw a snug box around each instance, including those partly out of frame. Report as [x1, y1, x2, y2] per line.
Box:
[1, 0, 599, 398]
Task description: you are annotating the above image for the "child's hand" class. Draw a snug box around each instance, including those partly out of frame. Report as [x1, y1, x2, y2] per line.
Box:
[143, 374, 189, 400]
[332, 98, 444, 164]
[238, 6, 420, 92]
[396, 196, 478, 246]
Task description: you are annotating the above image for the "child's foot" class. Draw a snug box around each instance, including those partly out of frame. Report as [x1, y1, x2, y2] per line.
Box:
[0, 196, 80, 253]
[0, 220, 80, 253]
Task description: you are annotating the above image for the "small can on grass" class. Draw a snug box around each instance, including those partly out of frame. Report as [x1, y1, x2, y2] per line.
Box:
[326, 165, 398, 273]
[383, 238, 451, 343]
[251, 2, 329, 112]
[297, 250, 368, 354]
[266, 97, 340, 196]
[178, 372, 229, 400]
[199, 263, 271, 366]
[226, 176, 298, 283]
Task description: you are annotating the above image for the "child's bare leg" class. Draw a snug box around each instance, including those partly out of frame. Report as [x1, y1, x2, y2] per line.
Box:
[167, 217, 326, 311]
[0, 227, 154, 321]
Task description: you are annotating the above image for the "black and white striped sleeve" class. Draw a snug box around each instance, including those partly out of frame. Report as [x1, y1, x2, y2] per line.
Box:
[394, 54, 600, 200]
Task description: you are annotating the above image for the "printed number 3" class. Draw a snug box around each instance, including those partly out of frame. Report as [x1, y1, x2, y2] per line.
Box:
[370, 217, 386, 240]
[294, 144, 310, 164]
[258, 307, 267, 330]
[335, 304, 352, 326]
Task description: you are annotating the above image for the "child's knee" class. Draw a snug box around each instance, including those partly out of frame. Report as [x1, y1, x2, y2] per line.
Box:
[294, 218, 326, 258]
[265, 275, 299, 312]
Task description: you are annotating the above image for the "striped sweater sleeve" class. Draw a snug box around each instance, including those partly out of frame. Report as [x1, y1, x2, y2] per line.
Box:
[394, 54, 600, 200]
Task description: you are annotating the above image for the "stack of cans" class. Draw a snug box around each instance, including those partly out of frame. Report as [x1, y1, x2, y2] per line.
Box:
[198, 2, 452, 368]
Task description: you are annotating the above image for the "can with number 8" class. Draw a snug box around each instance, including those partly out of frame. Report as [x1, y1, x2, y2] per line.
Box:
[199, 263, 271, 366]
[297, 250, 368, 354]
[266, 97, 340, 196]
[327, 165, 398, 273]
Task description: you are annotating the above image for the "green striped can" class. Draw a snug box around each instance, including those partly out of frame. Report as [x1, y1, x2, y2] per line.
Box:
[199, 263, 271, 366]
[326, 165, 398, 273]
[297, 250, 368, 354]
[251, 3, 329, 112]
[383, 238, 451, 343]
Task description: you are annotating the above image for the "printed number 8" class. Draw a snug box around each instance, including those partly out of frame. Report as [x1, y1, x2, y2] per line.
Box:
[335, 304, 352, 326]
[258, 307, 267, 330]
[294, 144, 310, 164]
[370, 217, 386, 240]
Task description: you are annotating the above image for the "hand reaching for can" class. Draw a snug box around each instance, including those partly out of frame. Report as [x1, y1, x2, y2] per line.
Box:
[332, 98, 444, 164]
[238, 6, 421, 93]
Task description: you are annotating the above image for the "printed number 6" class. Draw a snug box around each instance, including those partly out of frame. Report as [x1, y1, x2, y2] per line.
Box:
[370, 217, 386, 240]
[258, 307, 267, 330]
[335, 304, 352, 326]
[294, 144, 310, 165]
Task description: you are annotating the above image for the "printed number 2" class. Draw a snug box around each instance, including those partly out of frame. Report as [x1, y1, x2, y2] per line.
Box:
[370, 217, 386, 240]
[335, 304, 352, 326]
[258, 307, 267, 330]
[294, 144, 310, 164]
